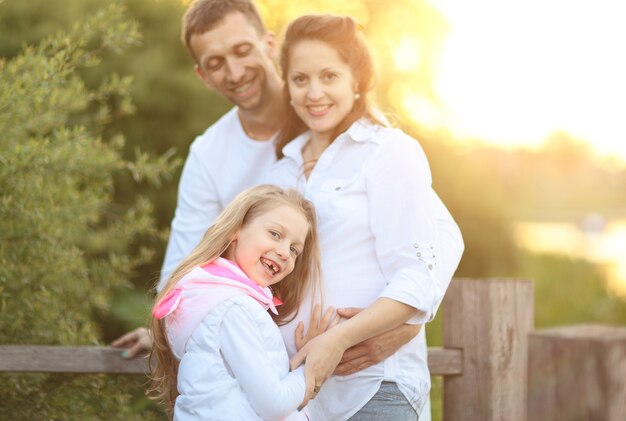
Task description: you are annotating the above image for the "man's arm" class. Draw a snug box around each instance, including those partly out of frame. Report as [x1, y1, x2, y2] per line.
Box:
[113, 140, 222, 356]
[158, 142, 222, 290]
[110, 327, 152, 359]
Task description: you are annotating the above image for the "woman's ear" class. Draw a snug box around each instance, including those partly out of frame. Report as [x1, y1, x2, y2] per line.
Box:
[264, 31, 278, 60]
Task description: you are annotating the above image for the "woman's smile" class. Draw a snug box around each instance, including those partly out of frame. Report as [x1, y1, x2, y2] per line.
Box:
[287, 39, 357, 143]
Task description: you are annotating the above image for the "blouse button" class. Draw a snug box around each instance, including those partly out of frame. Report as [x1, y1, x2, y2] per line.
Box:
[335, 186, 341, 191]
[413, 243, 419, 248]
[428, 264, 433, 270]
[416, 252, 421, 257]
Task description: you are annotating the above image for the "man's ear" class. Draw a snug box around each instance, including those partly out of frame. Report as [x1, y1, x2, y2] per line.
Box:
[195, 64, 214, 90]
[265, 31, 278, 60]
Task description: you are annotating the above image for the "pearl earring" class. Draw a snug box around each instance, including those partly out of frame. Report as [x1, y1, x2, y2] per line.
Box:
[354, 93, 361, 100]
[289, 99, 295, 107]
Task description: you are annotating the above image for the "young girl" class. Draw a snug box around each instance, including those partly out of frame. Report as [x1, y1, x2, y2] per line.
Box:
[149, 185, 324, 420]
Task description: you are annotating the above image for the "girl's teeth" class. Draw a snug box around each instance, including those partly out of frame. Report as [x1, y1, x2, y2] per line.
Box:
[262, 258, 278, 275]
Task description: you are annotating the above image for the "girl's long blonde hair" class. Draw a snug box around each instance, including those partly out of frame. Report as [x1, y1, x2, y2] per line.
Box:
[147, 184, 321, 416]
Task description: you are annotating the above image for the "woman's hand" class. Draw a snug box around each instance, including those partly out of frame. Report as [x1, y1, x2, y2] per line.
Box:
[294, 304, 339, 351]
[291, 329, 349, 404]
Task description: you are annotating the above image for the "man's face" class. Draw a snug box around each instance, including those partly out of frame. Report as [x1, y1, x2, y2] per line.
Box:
[190, 12, 278, 111]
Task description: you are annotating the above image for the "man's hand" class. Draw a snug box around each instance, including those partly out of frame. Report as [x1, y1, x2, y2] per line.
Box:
[294, 304, 339, 351]
[333, 308, 422, 376]
[111, 327, 152, 359]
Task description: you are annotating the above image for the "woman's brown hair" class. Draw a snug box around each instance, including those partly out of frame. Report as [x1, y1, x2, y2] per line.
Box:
[276, 14, 387, 159]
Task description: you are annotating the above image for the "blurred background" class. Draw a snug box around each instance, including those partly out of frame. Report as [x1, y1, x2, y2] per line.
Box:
[2, 0, 625, 419]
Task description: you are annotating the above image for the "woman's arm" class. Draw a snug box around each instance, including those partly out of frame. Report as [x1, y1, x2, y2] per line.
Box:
[333, 308, 421, 375]
[291, 298, 417, 393]
[293, 131, 451, 391]
[333, 191, 463, 375]
[366, 133, 442, 325]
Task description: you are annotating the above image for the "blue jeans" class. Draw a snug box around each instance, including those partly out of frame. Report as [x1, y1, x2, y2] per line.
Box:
[348, 382, 419, 420]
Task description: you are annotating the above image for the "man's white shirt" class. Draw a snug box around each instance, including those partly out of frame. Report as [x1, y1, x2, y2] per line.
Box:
[158, 108, 276, 290]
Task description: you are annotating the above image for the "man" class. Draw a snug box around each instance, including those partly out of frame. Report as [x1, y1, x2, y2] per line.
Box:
[112, 0, 284, 357]
[113, 1, 462, 417]
[159, 0, 284, 287]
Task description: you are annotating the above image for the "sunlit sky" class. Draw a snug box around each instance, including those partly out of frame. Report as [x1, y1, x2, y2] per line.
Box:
[399, 0, 626, 161]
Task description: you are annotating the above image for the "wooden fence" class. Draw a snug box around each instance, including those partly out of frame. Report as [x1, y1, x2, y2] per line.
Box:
[1, 278, 625, 420]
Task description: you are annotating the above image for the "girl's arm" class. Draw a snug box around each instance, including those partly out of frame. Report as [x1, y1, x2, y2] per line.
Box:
[219, 301, 308, 418]
[176, 299, 307, 420]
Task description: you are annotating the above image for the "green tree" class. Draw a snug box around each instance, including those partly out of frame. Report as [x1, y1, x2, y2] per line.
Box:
[0, 2, 174, 418]
[0, 0, 231, 301]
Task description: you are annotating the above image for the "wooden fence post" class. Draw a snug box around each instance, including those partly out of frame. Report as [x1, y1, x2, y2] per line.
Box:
[527, 324, 626, 421]
[442, 278, 534, 421]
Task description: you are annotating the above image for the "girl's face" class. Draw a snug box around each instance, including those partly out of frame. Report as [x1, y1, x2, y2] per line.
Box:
[225, 204, 309, 287]
[287, 39, 357, 143]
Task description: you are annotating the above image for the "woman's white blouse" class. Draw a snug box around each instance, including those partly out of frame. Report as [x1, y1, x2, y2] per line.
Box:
[265, 119, 464, 420]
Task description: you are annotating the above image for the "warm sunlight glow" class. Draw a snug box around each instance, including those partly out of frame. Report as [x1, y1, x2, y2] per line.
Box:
[401, 92, 444, 128]
[393, 36, 421, 71]
[515, 220, 626, 298]
[412, 0, 626, 161]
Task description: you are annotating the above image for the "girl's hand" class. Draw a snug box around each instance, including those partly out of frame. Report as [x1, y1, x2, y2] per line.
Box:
[294, 304, 339, 351]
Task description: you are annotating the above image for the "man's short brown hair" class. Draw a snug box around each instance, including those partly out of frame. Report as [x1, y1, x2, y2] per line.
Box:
[181, 0, 266, 62]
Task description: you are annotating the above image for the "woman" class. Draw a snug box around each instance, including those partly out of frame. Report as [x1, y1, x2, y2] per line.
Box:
[266, 15, 463, 420]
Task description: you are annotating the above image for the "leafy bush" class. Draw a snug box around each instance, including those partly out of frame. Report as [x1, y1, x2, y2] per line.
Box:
[0, 2, 175, 418]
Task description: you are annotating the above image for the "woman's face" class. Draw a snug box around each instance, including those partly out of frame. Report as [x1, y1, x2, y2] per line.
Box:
[287, 40, 357, 143]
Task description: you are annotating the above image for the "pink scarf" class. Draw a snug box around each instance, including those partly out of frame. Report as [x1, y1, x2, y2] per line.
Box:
[153, 257, 282, 319]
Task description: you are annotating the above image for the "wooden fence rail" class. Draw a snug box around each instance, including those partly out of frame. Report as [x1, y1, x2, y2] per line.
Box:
[0, 345, 463, 376]
[2, 279, 625, 421]
[0, 345, 149, 374]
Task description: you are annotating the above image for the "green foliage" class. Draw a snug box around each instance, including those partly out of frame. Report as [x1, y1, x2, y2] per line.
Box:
[0, 2, 173, 419]
[517, 252, 626, 327]
[0, 0, 231, 296]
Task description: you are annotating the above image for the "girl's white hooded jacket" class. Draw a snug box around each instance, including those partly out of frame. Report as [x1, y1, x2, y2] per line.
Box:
[157, 258, 308, 421]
